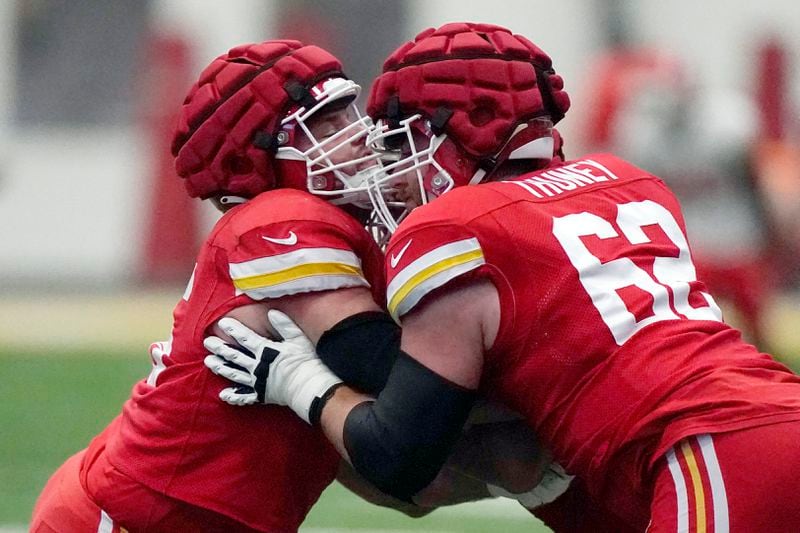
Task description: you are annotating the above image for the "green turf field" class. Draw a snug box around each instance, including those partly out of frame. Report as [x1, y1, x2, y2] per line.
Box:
[2, 291, 799, 531]
[0, 351, 147, 524]
[0, 349, 549, 531]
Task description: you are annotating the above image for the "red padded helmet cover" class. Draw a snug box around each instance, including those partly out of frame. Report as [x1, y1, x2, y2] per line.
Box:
[171, 40, 345, 199]
[367, 22, 570, 159]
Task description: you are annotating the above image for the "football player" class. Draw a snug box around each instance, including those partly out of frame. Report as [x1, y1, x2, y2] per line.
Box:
[30, 39, 385, 533]
[206, 23, 800, 531]
[31, 38, 557, 532]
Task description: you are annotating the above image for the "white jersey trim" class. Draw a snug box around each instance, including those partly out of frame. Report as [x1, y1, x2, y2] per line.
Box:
[386, 237, 485, 320]
[182, 264, 197, 302]
[240, 274, 369, 300]
[230, 247, 360, 279]
[97, 510, 114, 533]
[230, 247, 368, 300]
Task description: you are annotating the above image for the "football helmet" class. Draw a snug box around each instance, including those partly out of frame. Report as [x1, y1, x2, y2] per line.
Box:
[364, 22, 570, 231]
[171, 40, 380, 208]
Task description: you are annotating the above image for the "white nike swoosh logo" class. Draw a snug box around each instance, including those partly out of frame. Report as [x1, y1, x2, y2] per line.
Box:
[390, 239, 413, 268]
[261, 231, 298, 246]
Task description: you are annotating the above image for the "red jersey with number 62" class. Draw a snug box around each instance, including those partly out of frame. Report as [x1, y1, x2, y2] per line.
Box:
[384, 153, 800, 512]
[100, 189, 385, 531]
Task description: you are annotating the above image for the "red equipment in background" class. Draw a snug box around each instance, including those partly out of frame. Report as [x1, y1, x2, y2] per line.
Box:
[139, 33, 200, 283]
[580, 45, 779, 348]
[752, 37, 800, 290]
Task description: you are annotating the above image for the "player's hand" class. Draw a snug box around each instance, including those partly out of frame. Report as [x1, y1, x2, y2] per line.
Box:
[203, 331, 272, 404]
[204, 310, 342, 424]
[201, 345, 261, 406]
[486, 462, 574, 510]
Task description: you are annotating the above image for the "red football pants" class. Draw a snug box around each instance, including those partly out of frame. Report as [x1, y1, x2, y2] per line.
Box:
[649, 421, 800, 532]
[31, 447, 266, 532]
[31, 450, 122, 533]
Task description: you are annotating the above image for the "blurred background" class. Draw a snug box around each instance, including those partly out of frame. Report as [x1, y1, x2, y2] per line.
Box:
[0, 0, 798, 530]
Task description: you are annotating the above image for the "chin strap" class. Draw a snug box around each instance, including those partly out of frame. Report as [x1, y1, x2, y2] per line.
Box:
[469, 168, 487, 185]
[218, 195, 248, 205]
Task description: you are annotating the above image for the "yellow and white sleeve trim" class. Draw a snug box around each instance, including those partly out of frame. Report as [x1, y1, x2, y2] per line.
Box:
[230, 247, 368, 300]
[387, 238, 485, 321]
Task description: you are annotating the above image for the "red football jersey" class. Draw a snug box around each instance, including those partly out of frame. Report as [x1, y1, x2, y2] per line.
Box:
[101, 189, 385, 531]
[384, 153, 800, 516]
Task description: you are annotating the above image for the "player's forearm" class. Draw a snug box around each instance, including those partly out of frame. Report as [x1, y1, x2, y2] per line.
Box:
[319, 351, 477, 502]
[320, 385, 368, 462]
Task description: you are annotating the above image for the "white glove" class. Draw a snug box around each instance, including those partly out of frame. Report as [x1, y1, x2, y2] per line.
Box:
[486, 462, 574, 510]
[204, 310, 342, 424]
[203, 330, 265, 406]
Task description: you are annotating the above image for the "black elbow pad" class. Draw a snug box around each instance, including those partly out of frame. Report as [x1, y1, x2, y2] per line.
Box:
[317, 311, 400, 395]
[343, 352, 476, 501]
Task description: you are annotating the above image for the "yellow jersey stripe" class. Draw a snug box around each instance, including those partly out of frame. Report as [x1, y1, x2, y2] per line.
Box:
[681, 440, 707, 533]
[233, 262, 363, 291]
[388, 249, 484, 316]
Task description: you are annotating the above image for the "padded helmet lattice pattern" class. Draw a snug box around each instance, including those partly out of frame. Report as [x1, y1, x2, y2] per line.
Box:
[367, 22, 570, 159]
[171, 40, 345, 199]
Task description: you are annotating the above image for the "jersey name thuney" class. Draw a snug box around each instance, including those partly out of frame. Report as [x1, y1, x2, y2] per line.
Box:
[505, 159, 622, 199]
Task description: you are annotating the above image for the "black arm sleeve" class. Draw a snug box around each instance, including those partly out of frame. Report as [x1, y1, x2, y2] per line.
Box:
[342, 352, 477, 502]
[316, 311, 400, 395]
